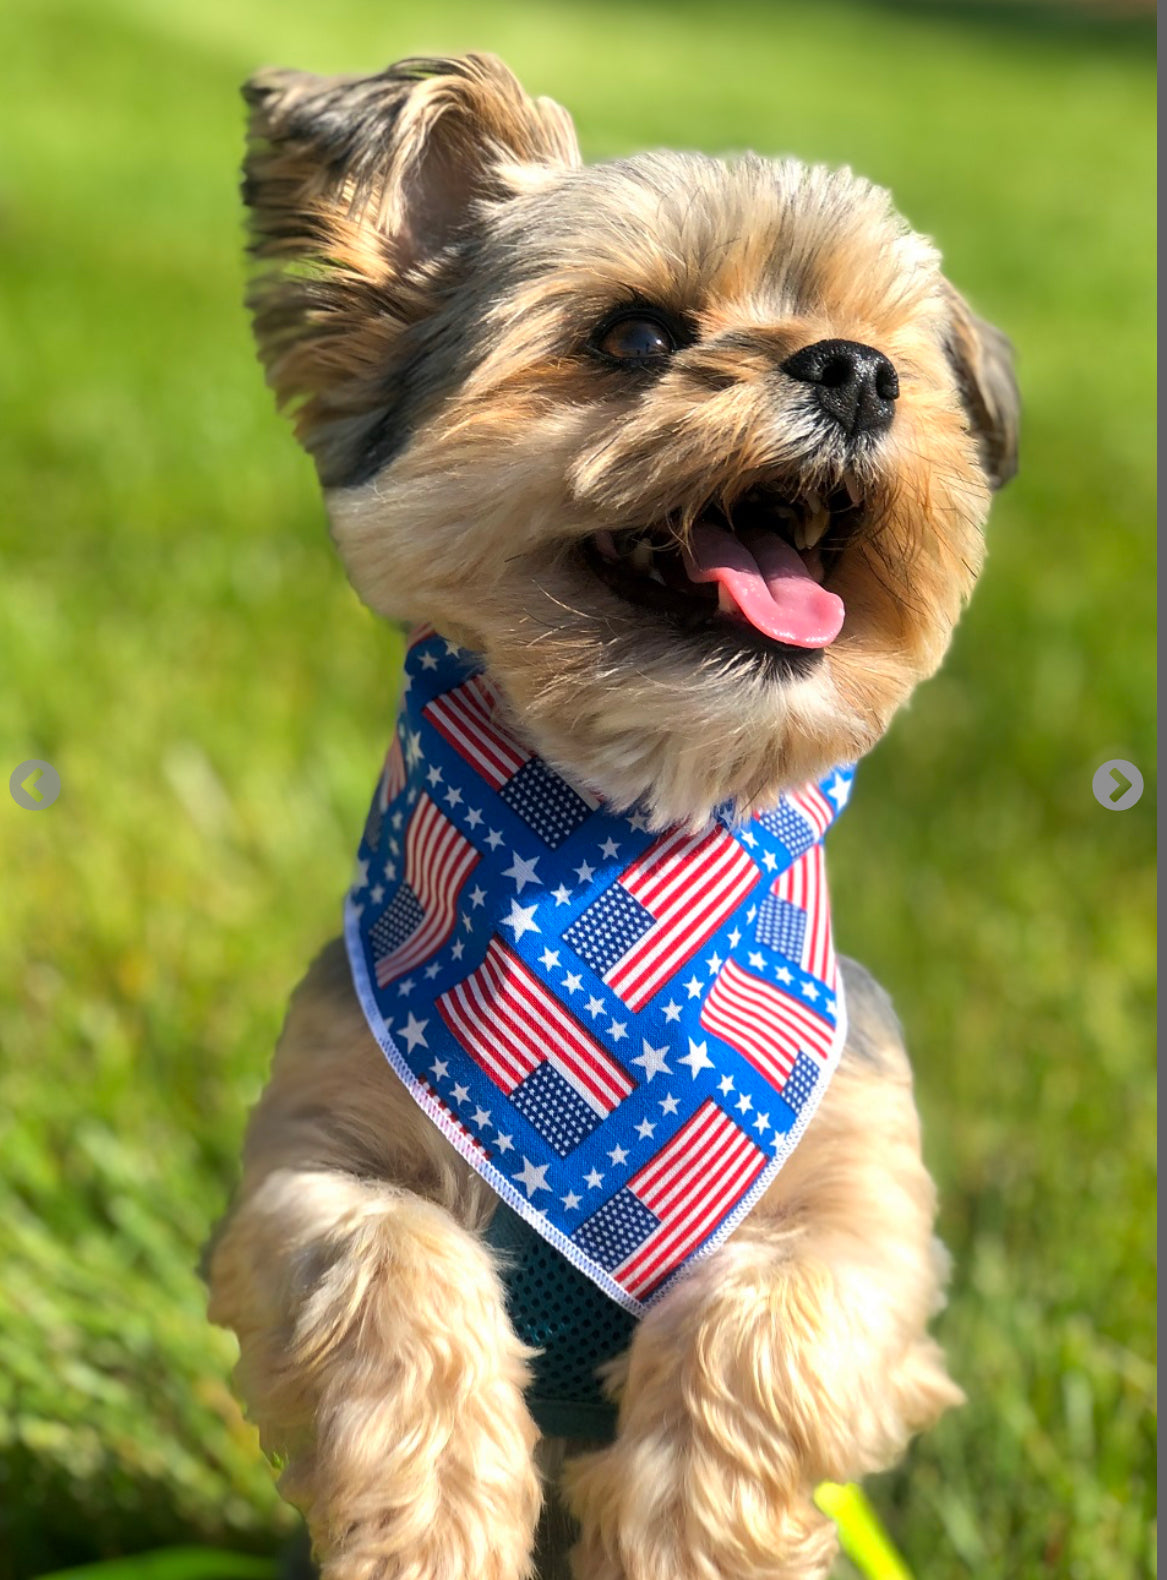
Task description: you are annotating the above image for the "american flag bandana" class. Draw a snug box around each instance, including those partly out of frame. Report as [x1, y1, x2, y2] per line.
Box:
[345, 627, 854, 1315]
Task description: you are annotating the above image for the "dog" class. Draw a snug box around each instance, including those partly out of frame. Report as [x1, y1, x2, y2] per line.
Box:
[207, 53, 1018, 1580]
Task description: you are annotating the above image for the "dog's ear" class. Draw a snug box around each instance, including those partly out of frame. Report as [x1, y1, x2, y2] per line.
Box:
[941, 286, 1020, 490]
[241, 54, 579, 480]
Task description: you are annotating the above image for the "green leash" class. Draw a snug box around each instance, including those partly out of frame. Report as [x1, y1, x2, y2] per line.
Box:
[816, 1483, 914, 1580]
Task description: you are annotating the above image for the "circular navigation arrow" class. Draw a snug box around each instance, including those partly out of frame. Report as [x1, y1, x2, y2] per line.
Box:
[9, 759, 62, 810]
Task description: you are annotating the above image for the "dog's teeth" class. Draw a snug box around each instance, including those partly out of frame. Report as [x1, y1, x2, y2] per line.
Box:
[843, 473, 862, 507]
[802, 505, 831, 549]
[792, 518, 810, 551]
[647, 567, 666, 585]
[595, 530, 619, 562]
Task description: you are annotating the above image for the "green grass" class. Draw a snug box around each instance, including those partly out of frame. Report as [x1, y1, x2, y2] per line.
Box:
[0, 0, 1154, 1575]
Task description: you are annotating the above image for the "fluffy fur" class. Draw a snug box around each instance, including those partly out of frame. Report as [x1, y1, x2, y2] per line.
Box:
[208, 53, 1017, 1580]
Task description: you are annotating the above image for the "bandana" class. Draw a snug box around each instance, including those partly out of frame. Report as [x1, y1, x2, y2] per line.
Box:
[345, 626, 853, 1316]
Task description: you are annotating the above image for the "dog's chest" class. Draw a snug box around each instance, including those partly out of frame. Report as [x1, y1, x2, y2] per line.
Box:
[346, 627, 852, 1318]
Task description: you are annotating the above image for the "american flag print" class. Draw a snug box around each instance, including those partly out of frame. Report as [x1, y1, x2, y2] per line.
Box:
[564, 826, 760, 1011]
[754, 843, 834, 980]
[701, 957, 837, 1094]
[438, 936, 634, 1156]
[576, 1101, 769, 1299]
[369, 794, 480, 986]
[424, 674, 596, 847]
[345, 629, 854, 1313]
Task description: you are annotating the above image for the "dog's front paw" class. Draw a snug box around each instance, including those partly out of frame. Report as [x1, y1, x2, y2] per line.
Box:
[563, 1433, 837, 1580]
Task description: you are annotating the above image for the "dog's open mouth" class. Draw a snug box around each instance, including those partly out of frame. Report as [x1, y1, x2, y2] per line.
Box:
[582, 480, 865, 651]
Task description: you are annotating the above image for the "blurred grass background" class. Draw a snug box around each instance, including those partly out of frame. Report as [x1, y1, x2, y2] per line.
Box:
[0, 0, 1155, 1575]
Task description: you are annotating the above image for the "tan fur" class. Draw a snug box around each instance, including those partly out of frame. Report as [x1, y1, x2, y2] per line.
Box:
[209, 52, 1016, 1579]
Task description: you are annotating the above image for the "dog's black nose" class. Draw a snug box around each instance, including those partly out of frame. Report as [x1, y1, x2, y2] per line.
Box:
[781, 339, 899, 436]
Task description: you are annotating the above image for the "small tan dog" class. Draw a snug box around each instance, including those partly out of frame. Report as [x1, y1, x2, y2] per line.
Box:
[207, 54, 1017, 1580]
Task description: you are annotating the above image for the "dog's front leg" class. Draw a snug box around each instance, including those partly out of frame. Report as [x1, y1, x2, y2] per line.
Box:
[207, 943, 542, 1580]
[562, 963, 962, 1580]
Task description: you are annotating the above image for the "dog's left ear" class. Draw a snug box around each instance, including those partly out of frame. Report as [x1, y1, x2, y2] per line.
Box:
[941, 286, 1020, 490]
[241, 54, 579, 482]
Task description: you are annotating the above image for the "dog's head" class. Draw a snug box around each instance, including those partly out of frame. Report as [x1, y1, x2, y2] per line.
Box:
[242, 54, 1017, 826]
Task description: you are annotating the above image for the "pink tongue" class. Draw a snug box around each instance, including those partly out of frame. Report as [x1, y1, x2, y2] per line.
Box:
[684, 523, 844, 648]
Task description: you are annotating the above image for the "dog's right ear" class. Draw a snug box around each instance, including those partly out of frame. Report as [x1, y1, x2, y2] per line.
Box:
[242, 54, 579, 482]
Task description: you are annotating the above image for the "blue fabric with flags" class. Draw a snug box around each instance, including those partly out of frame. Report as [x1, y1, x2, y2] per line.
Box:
[345, 627, 854, 1316]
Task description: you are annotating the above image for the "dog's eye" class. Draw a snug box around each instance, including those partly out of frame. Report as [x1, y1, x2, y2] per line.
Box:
[596, 314, 676, 363]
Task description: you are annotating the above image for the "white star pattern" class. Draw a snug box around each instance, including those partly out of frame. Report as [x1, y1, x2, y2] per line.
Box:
[503, 851, 542, 892]
[485, 828, 504, 850]
[728, 928, 742, 948]
[400, 1013, 428, 1052]
[370, 884, 385, 905]
[383, 859, 398, 882]
[424, 961, 440, 979]
[753, 1112, 771, 1134]
[451, 939, 465, 960]
[584, 1167, 604, 1189]
[468, 885, 486, 908]
[662, 1000, 683, 1023]
[562, 972, 583, 994]
[443, 785, 463, 807]
[495, 1131, 514, 1153]
[635, 1117, 656, 1140]
[585, 996, 604, 1018]
[539, 948, 561, 969]
[551, 883, 572, 906]
[403, 729, 422, 767]
[515, 1158, 551, 1197]
[598, 836, 621, 859]
[451, 1083, 470, 1105]
[680, 1039, 713, 1079]
[472, 1107, 491, 1128]
[430, 1059, 449, 1080]
[390, 810, 404, 830]
[739, 829, 758, 848]
[718, 1074, 735, 1095]
[608, 1144, 629, 1166]
[634, 1040, 671, 1081]
[747, 905, 758, 923]
[706, 951, 723, 975]
[775, 966, 794, 984]
[419, 651, 438, 670]
[800, 980, 820, 1001]
[659, 1093, 680, 1115]
[736, 1093, 753, 1114]
[685, 975, 704, 999]
[574, 859, 595, 883]
[465, 806, 483, 828]
[827, 773, 851, 808]
[762, 851, 778, 871]
[609, 1020, 628, 1042]
[501, 900, 540, 941]
[351, 857, 368, 890]
[396, 978, 415, 997]
[426, 765, 443, 786]
[561, 1191, 582, 1211]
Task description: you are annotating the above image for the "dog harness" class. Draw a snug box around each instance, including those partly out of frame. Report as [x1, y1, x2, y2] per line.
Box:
[345, 626, 852, 1436]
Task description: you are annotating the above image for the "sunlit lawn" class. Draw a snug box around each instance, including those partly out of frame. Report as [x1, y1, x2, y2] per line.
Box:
[0, 1, 1154, 1576]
